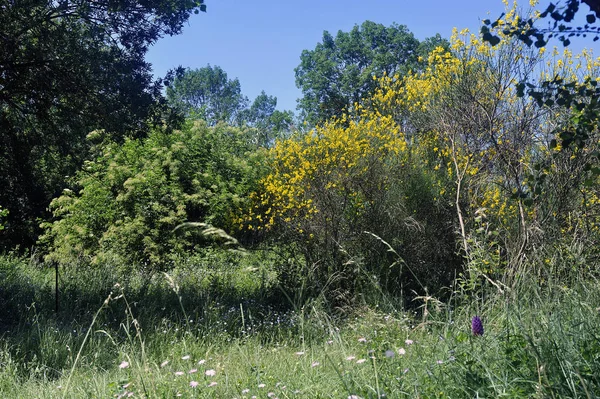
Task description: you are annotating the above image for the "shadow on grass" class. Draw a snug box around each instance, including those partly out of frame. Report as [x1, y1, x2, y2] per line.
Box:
[0, 251, 304, 381]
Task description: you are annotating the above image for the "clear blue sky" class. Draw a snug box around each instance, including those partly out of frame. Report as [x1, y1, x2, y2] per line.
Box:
[146, 0, 600, 114]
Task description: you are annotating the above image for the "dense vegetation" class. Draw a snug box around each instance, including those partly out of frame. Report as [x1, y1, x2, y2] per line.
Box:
[1, 1, 600, 397]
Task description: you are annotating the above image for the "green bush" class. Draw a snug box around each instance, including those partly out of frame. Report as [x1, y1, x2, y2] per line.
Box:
[41, 121, 265, 270]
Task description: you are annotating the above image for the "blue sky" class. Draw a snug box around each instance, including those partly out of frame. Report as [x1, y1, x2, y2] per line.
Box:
[146, 0, 600, 114]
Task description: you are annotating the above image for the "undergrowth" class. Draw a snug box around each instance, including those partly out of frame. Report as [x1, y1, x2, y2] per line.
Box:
[1, 249, 599, 398]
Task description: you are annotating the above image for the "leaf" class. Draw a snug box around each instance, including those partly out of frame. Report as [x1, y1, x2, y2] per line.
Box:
[482, 32, 501, 46]
[516, 82, 526, 97]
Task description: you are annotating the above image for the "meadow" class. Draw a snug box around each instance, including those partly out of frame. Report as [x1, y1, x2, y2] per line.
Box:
[1, 248, 599, 398]
[2, 2, 600, 398]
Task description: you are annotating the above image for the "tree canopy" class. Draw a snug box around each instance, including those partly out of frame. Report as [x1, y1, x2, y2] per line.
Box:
[295, 21, 448, 126]
[168, 68, 294, 146]
[0, 0, 206, 248]
[166, 65, 248, 125]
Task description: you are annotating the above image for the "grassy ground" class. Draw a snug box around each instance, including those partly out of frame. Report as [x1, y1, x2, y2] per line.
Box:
[1, 252, 599, 398]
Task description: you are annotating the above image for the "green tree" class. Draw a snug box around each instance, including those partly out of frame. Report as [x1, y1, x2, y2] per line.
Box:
[295, 21, 447, 126]
[166, 65, 248, 125]
[242, 91, 294, 146]
[0, 0, 206, 249]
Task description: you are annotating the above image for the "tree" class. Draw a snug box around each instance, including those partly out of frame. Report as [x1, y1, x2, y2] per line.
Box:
[481, 1, 600, 155]
[295, 21, 448, 126]
[482, 0, 600, 47]
[166, 65, 248, 125]
[0, 0, 206, 249]
[242, 105, 460, 301]
[242, 91, 294, 147]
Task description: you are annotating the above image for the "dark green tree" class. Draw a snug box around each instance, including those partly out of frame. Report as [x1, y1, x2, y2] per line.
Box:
[166, 65, 248, 125]
[0, 0, 206, 249]
[295, 21, 447, 126]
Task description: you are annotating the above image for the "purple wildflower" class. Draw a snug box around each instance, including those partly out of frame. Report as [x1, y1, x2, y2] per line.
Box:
[471, 316, 484, 336]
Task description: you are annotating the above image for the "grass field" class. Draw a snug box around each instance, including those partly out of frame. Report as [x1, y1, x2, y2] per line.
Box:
[2, 250, 600, 399]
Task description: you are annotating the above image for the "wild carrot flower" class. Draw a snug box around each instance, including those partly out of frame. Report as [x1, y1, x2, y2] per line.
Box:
[119, 361, 130, 369]
[190, 381, 199, 388]
[205, 369, 216, 376]
[405, 339, 414, 345]
[356, 359, 366, 364]
[311, 361, 320, 367]
[189, 368, 197, 374]
[181, 355, 191, 360]
[174, 371, 184, 376]
[358, 337, 367, 343]
[471, 316, 484, 336]
[198, 359, 206, 365]
[160, 360, 169, 367]
[208, 381, 218, 387]
[398, 348, 406, 355]
[345, 356, 356, 361]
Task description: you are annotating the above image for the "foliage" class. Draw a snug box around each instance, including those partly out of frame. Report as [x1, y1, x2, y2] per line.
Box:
[482, 0, 600, 47]
[482, 0, 600, 174]
[41, 121, 264, 269]
[295, 21, 448, 126]
[377, 12, 600, 283]
[243, 105, 459, 301]
[0, 0, 206, 249]
[167, 69, 295, 147]
[240, 91, 295, 147]
[166, 65, 249, 125]
[0, 206, 7, 231]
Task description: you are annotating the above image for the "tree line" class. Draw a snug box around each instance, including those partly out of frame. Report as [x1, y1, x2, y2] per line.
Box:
[2, 0, 600, 302]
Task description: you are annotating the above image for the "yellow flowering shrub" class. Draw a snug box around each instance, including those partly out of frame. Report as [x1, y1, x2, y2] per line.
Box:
[244, 113, 406, 232]
[241, 99, 461, 298]
[367, 2, 600, 278]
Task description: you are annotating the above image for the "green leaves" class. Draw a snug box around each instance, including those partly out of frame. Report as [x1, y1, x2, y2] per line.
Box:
[167, 66, 249, 126]
[0, 0, 207, 249]
[295, 21, 439, 126]
[42, 122, 262, 269]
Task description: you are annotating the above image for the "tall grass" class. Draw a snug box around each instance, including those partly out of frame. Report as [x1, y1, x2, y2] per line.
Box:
[1, 246, 599, 398]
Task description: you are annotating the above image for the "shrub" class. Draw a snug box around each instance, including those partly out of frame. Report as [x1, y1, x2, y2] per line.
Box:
[41, 121, 265, 270]
[244, 112, 459, 302]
